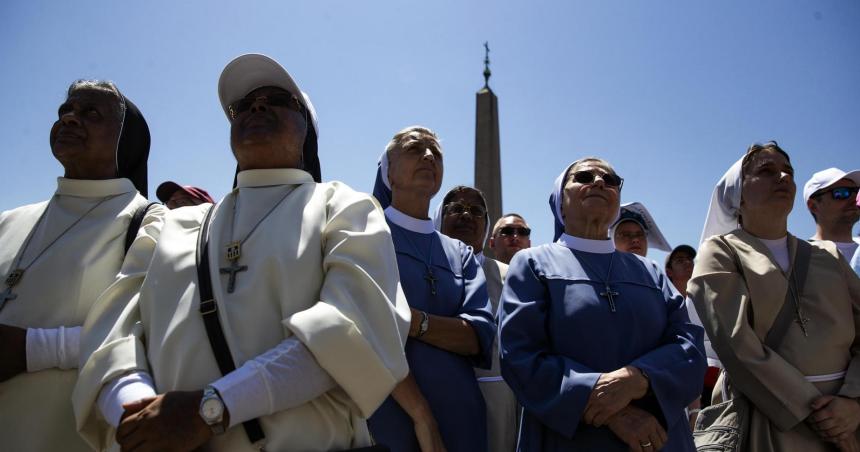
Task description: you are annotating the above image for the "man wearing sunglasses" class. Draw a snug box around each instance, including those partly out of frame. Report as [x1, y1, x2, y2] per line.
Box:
[804, 167, 860, 261]
[489, 214, 532, 265]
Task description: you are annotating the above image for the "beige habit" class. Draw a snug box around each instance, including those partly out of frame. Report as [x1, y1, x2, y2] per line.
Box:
[0, 178, 162, 452]
[74, 169, 410, 451]
[689, 229, 860, 451]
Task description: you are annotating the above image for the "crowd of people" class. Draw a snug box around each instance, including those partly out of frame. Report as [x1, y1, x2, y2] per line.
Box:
[0, 52, 859, 452]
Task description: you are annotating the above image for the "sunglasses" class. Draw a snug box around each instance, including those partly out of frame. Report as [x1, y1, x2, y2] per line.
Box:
[498, 226, 531, 237]
[445, 202, 487, 217]
[570, 170, 624, 189]
[228, 92, 303, 120]
[815, 186, 859, 201]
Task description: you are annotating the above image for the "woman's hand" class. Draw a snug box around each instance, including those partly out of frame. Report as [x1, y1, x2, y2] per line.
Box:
[0, 324, 27, 382]
[413, 414, 447, 452]
[584, 366, 649, 427]
[607, 405, 667, 451]
[808, 395, 860, 441]
[834, 433, 860, 452]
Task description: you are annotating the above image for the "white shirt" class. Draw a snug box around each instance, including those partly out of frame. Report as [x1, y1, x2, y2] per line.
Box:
[758, 236, 790, 273]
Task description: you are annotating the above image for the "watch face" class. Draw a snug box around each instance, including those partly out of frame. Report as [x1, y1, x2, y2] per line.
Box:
[201, 397, 223, 421]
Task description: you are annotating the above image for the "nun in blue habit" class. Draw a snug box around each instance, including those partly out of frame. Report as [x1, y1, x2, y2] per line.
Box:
[498, 157, 706, 452]
[368, 126, 496, 452]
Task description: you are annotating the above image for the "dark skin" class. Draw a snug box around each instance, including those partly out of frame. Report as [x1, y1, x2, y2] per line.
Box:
[0, 88, 123, 382]
[0, 324, 27, 382]
[116, 86, 305, 450]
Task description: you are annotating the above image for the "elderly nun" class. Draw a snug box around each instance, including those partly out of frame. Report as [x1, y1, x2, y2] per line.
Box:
[0, 80, 164, 452]
[498, 157, 705, 451]
[369, 126, 496, 452]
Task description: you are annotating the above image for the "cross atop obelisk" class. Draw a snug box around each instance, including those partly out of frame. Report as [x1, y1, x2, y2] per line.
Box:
[475, 42, 502, 255]
[483, 42, 492, 88]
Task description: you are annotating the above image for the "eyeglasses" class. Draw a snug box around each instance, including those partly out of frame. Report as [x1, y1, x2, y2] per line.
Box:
[227, 92, 303, 120]
[570, 170, 624, 189]
[814, 186, 859, 201]
[445, 202, 487, 217]
[498, 226, 531, 237]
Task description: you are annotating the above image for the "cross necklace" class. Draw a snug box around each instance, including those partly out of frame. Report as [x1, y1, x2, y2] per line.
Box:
[0, 194, 118, 311]
[220, 187, 293, 293]
[576, 251, 619, 313]
[788, 268, 809, 337]
[401, 231, 438, 296]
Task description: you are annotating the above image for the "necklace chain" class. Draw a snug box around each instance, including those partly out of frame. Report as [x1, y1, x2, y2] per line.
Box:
[400, 229, 437, 296]
[574, 250, 618, 313]
[1, 193, 120, 311]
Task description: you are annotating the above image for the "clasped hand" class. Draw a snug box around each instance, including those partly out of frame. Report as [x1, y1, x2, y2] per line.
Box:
[584, 366, 649, 427]
[808, 395, 860, 452]
[116, 390, 212, 452]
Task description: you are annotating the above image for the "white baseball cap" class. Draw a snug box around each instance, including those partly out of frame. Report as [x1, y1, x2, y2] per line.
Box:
[803, 168, 860, 201]
[217, 53, 318, 133]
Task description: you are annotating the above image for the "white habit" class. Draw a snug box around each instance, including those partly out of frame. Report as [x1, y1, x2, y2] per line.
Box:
[0, 178, 162, 452]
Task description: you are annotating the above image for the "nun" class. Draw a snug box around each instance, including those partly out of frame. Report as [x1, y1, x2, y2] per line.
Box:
[612, 202, 672, 258]
[433, 185, 520, 452]
[689, 142, 860, 451]
[369, 126, 496, 452]
[498, 157, 705, 451]
[0, 80, 164, 452]
[73, 54, 409, 452]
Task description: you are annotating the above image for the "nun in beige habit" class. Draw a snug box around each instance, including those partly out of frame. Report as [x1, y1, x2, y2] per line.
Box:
[689, 142, 860, 451]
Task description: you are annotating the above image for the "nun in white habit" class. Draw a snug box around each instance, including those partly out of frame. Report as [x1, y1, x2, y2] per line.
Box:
[0, 80, 164, 452]
[73, 54, 410, 452]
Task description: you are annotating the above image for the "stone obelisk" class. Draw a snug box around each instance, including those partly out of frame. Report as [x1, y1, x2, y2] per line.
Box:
[475, 42, 502, 254]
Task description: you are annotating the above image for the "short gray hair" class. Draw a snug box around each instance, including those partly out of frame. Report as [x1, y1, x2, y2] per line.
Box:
[67, 79, 126, 121]
[384, 125, 441, 156]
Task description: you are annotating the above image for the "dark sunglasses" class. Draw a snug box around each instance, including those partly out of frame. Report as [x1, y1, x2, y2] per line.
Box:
[498, 226, 531, 237]
[445, 202, 487, 217]
[570, 170, 624, 189]
[815, 186, 859, 201]
[228, 92, 303, 120]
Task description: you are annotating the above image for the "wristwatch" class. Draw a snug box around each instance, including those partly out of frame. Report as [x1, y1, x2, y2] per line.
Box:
[199, 386, 226, 434]
[416, 310, 430, 338]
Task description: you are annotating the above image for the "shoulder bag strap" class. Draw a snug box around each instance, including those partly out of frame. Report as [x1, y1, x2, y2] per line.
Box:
[762, 238, 813, 350]
[124, 202, 159, 255]
[195, 205, 266, 447]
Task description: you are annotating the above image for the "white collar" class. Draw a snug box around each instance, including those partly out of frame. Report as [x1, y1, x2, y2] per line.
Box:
[475, 252, 485, 265]
[56, 177, 136, 197]
[756, 235, 788, 248]
[385, 206, 436, 234]
[236, 168, 313, 188]
[556, 233, 616, 254]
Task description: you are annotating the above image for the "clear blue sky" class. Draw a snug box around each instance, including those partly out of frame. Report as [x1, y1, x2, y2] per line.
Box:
[2, 1, 858, 262]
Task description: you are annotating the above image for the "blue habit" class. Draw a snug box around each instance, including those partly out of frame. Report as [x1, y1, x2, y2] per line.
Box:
[499, 243, 706, 451]
[368, 220, 496, 452]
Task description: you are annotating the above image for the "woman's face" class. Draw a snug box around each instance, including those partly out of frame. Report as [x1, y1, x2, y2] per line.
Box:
[50, 88, 123, 178]
[388, 132, 443, 198]
[561, 161, 621, 231]
[740, 149, 795, 219]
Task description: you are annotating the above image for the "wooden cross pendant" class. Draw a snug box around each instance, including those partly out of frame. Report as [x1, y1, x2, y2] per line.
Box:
[424, 269, 438, 296]
[0, 269, 24, 311]
[220, 259, 248, 293]
[600, 284, 619, 313]
[0, 285, 17, 311]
